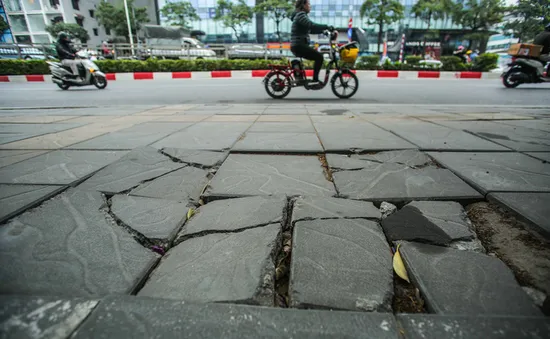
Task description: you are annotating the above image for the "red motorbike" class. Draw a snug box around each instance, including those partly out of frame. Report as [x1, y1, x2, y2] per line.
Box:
[263, 29, 360, 99]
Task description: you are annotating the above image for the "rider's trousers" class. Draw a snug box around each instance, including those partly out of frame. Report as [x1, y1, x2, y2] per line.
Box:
[62, 59, 80, 77]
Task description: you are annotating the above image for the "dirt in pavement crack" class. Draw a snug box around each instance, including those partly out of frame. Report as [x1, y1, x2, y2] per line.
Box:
[274, 197, 295, 308]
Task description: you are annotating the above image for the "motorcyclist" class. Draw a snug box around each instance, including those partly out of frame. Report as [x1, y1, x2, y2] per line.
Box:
[533, 23, 550, 75]
[290, 0, 331, 86]
[55, 32, 81, 80]
[453, 45, 468, 63]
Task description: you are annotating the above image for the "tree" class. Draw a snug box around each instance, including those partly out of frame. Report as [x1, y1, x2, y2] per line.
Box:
[160, 1, 200, 29]
[0, 16, 9, 35]
[452, 0, 505, 51]
[412, 0, 453, 54]
[96, 0, 149, 41]
[45, 22, 90, 43]
[503, 0, 550, 42]
[214, 0, 253, 42]
[360, 0, 405, 53]
[254, 0, 293, 44]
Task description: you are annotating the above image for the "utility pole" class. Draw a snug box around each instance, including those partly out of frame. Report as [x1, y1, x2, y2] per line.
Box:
[123, 0, 135, 56]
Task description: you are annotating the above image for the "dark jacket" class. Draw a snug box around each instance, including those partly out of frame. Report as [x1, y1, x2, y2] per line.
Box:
[534, 31, 550, 55]
[290, 11, 328, 47]
[56, 41, 76, 60]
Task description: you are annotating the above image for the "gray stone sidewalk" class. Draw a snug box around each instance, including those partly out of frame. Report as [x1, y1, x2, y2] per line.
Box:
[0, 104, 549, 338]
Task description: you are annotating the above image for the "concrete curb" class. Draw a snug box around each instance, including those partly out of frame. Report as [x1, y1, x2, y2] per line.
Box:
[0, 71, 500, 83]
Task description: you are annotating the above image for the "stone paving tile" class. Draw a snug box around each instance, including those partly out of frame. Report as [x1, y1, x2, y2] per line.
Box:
[204, 154, 336, 199]
[256, 115, 311, 122]
[373, 120, 508, 151]
[428, 152, 550, 194]
[497, 119, 550, 132]
[139, 224, 281, 305]
[290, 219, 393, 311]
[130, 166, 209, 203]
[0, 122, 85, 144]
[0, 189, 159, 297]
[328, 154, 481, 201]
[292, 196, 381, 225]
[232, 132, 323, 153]
[0, 295, 99, 339]
[527, 152, 550, 162]
[71, 296, 399, 339]
[0, 150, 126, 185]
[161, 148, 228, 168]
[400, 242, 542, 316]
[0, 184, 65, 223]
[178, 196, 285, 239]
[488, 192, 550, 236]
[78, 147, 184, 195]
[152, 115, 210, 122]
[331, 150, 433, 169]
[111, 195, 188, 242]
[0, 150, 48, 168]
[315, 122, 416, 152]
[204, 115, 259, 122]
[0, 115, 79, 123]
[248, 122, 316, 133]
[398, 314, 550, 339]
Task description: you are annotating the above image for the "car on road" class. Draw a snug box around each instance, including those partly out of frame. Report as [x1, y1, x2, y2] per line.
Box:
[227, 44, 270, 59]
[147, 38, 217, 60]
[0, 44, 54, 60]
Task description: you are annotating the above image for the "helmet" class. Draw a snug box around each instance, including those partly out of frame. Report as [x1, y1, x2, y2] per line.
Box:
[57, 32, 70, 42]
[457, 45, 464, 51]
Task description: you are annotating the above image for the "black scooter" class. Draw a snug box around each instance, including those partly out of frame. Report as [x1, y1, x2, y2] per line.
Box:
[502, 55, 550, 88]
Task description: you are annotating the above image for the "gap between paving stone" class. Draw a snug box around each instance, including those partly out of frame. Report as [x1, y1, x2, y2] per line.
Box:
[274, 197, 295, 307]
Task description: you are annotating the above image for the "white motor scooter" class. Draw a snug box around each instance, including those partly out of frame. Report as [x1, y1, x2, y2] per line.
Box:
[47, 51, 108, 90]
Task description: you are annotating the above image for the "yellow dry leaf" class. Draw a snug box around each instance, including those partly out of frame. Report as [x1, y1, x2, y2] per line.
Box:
[393, 244, 410, 283]
[187, 208, 195, 220]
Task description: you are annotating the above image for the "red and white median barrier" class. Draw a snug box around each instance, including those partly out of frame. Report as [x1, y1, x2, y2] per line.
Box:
[0, 71, 500, 82]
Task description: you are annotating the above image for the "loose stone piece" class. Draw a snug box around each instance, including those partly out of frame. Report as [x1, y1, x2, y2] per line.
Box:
[291, 196, 381, 225]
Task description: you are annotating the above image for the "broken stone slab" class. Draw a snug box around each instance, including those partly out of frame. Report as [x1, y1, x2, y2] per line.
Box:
[0, 295, 98, 339]
[111, 195, 188, 242]
[290, 219, 393, 311]
[356, 150, 433, 168]
[381, 202, 474, 246]
[71, 296, 399, 339]
[291, 196, 381, 225]
[232, 132, 324, 153]
[204, 154, 336, 199]
[0, 189, 159, 297]
[161, 148, 228, 168]
[399, 242, 542, 316]
[78, 147, 184, 194]
[178, 196, 285, 240]
[0, 184, 64, 223]
[130, 166, 209, 203]
[398, 314, 550, 339]
[138, 224, 281, 305]
[380, 202, 397, 219]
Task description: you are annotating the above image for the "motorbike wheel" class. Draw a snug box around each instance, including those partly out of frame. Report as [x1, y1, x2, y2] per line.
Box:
[331, 70, 359, 99]
[264, 72, 291, 99]
[93, 76, 108, 89]
[502, 69, 521, 88]
[57, 82, 70, 90]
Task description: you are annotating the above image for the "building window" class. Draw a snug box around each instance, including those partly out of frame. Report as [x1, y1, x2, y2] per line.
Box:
[4, 0, 23, 12]
[15, 34, 31, 43]
[8, 14, 28, 33]
[89, 9, 94, 18]
[105, 27, 110, 35]
[93, 28, 98, 36]
[22, 0, 41, 11]
[75, 16, 84, 27]
[28, 14, 46, 32]
[33, 34, 51, 43]
[47, 15, 63, 24]
[72, 0, 79, 10]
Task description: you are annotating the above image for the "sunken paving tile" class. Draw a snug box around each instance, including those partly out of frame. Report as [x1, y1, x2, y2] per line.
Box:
[130, 166, 209, 203]
[354, 150, 433, 168]
[427, 152, 550, 194]
[292, 196, 381, 225]
[398, 314, 550, 339]
[0, 295, 99, 339]
[399, 242, 542, 316]
[78, 147, 184, 195]
[179, 196, 285, 239]
[328, 154, 481, 201]
[488, 192, 550, 236]
[0, 184, 65, 223]
[290, 219, 393, 311]
[160, 148, 228, 168]
[248, 122, 316, 133]
[0, 189, 159, 297]
[0, 150, 48, 168]
[111, 195, 188, 242]
[71, 296, 400, 339]
[138, 224, 281, 305]
[204, 154, 336, 199]
[0, 150, 126, 185]
[232, 132, 323, 153]
[381, 201, 474, 246]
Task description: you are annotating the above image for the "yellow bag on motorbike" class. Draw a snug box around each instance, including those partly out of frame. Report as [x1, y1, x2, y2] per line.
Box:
[340, 46, 359, 63]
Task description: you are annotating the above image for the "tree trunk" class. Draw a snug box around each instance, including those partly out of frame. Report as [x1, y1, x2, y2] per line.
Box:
[423, 11, 432, 56]
[232, 27, 239, 43]
[377, 21, 383, 53]
[276, 19, 282, 54]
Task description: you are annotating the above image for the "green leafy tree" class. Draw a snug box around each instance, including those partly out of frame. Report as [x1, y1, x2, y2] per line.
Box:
[360, 0, 405, 53]
[254, 0, 293, 44]
[46, 22, 90, 43]
[0, 16, 9, 34]
[452, 0, 505, 50]
[412, 0, 453, 54]
[214, 0, 253, 42]
[96, 0, 149, 41]
[503, 0, 550, 42]
[160, 1, 200, 29]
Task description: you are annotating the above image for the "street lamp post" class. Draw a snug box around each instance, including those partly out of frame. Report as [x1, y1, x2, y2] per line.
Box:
[123, 0, 135, 56]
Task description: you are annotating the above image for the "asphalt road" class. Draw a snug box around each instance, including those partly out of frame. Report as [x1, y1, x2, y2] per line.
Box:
[1, 78, 549, 108]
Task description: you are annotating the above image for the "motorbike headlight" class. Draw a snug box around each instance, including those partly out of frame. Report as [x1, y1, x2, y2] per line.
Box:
[89, 68, 95, 73]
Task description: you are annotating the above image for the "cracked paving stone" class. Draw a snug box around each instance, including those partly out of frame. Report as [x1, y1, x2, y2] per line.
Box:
[488, 192, 550, 236]
[400, 242, 542, 316]
[71, 296, 399, 339]
[232, 132, 323, 153]
[138, 224, 281, 305]
[0, 189, 159, 297]
[292, 196, 381, 225]
[355, 150, 433, 168]
[290, 219, 393, 312]
[0, 184, 65, 223]
[78, 147, 184, 195]
[111, 195, 188, 242]
[204, 154, 336, 199]
[381, 201, 474, 246]
[327, 154, 481, 201]
[161, 148, 228, 168]
[178, 196, 285, 240]
[130, 166, 209, 203]
[428, 152, 550, 194]
[0, 295, 99, 339]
